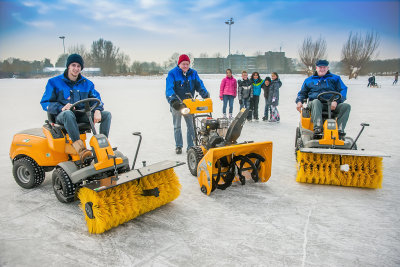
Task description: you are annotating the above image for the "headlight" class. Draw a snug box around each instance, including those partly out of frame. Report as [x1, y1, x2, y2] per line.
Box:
[181, 107, 190, 115]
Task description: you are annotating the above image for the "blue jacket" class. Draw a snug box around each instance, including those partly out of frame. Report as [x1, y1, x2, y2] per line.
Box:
[296, 71, 348, 104]
[251, 78, 263, 96]
[166, 66, 209, 104]
[40, 71, 104, 115]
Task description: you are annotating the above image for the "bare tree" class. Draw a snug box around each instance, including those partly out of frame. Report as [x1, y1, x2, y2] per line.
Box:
[90, 38, 119, 75]
[213, 52, 222, 58]
[68, 44, 92, 67]
[298, 36, 327, 76]
[341, 31, 380, 79]
[199, 52, 209, 58]
[116, 52, 130, 74]
[254, 50, 263, 56]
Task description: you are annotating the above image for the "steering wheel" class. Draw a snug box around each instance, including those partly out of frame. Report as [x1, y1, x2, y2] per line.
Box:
[69, 98, 101, 114]
[317, 91, 342, 104]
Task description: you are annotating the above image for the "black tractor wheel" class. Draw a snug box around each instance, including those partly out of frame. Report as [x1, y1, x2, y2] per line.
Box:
[12, 156, 45, 189]
[52, 167, 75, 203]
[187, 146, 204, 176]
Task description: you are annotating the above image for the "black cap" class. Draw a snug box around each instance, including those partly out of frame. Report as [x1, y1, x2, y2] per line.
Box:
[66, 54, 84, 69]
[316, 59, 329, 67]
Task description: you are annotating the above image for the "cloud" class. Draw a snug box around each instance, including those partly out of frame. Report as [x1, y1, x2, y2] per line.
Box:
[12, 12, 55, 28]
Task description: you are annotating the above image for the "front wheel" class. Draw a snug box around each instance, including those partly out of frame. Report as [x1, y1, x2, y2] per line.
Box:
[52, 167, 76, 203]
[12, 157, 45, 189]
[187, 146, 204, 176]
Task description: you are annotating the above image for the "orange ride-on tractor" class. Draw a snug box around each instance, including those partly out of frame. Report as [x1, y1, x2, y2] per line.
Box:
[295, 91, 389, 188]
[182, 97, 273, 195]
[10, 98, 183, 234]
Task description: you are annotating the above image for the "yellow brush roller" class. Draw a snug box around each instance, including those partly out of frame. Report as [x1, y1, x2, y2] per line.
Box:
[296, 151, 383, 189]
[78, 165, 181, 234]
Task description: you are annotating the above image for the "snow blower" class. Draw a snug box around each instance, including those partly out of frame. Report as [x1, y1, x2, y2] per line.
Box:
[179, 96, 273, 195]
[10, 98, 183, 234]
[295, 91, 389, 188]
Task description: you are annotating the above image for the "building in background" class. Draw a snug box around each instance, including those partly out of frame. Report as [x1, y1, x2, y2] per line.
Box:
[193, 51, 294, 74]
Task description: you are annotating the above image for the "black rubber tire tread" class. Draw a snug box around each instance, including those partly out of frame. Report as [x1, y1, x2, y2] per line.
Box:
[187, 146, 204, 176]
[52, 167, 75, 203]
[12, 156, 45, 189]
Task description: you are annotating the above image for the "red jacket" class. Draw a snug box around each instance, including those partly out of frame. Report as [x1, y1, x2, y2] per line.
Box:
[220, 76, 237, 98]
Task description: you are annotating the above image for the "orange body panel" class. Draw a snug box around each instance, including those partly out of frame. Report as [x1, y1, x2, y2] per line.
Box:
[183, 98, 213, 114]
[10, 126, 87, 166]
[300, 109, 313, 131]
[318, 120, 344, 146]
[90, 136, 123, 170]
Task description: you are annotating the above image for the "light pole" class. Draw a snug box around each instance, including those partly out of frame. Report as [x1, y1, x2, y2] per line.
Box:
[59, 36, 65, 54]
[225, 18, 234, 56]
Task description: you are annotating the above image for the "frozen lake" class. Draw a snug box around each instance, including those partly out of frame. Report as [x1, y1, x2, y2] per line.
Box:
[0, 74, 399, 266]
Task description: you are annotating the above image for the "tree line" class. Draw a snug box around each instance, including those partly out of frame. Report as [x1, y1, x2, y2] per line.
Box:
[1, 35, 399, 78]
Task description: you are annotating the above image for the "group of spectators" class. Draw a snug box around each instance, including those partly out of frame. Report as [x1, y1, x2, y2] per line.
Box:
[219, 69, 282, 122]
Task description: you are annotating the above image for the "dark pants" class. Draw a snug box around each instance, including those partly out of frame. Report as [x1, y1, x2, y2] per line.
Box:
[249, 95, 260, 119]
[56, 110, 112, 141]
[309, 99, 351, 131]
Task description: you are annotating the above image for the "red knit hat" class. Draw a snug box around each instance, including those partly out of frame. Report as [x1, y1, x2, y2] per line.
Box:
[178, 54, 190, 65]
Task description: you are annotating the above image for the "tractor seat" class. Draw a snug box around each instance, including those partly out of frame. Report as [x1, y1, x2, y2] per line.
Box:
[47, 112, 92, 134]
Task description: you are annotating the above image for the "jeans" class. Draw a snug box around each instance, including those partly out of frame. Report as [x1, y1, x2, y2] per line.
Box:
[170, 107, 195, 150]
[264, 97, 271, 118]
[222, 95, 234, 115]
[56, 110, 112, 142]
[309, 99, 351, 130]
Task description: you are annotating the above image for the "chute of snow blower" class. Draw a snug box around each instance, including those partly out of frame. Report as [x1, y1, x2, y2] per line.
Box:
[184, 98, 273, 195]
[295, 91, 389, 188]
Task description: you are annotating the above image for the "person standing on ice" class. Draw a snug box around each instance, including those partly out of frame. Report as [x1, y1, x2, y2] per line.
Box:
[249, 72, 263, 120]
[394, 72, 398, 85]
[219, 68, 237, 119]
[40, 54, 111, 162]
[268, 72, 282, 122]
[166, 54, 209, 155]
[237, 70, 253, 119]
[295, 59, 350, 139]
[261, 76, 271, 121]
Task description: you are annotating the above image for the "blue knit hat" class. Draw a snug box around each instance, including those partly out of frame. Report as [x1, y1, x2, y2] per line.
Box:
[66, 54, 84, 69]
[316, 59, 329, 67]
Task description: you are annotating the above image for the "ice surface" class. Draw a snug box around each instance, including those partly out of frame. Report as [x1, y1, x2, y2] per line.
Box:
[0, 74, 399, 266]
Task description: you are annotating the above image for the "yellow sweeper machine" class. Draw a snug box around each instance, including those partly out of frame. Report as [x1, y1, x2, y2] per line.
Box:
[178, 96, 272, 195]
[10, 98, 183, 234]
[295, 91, 389, 188]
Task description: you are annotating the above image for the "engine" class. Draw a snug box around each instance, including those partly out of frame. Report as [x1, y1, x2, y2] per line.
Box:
[198, 117, 229, 149]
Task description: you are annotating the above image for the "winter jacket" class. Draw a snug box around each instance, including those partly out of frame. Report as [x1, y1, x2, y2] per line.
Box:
[251, 78, 263, 96]
[261, 83, 270, 100]
[166, 66, 209, 104]
[40, 70, 104, 115]
[269, 79, 282, 106]
[296, 71, 348, 104]
[219, 76, 237, 98]
[238, 79, 253, 100]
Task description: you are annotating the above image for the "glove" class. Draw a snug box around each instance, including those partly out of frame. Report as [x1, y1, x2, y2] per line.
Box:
[171, 99, 181, 111]
[239, 99, 243, 105]
[272, 97, 276, 103]
[220, 96, 223, 101]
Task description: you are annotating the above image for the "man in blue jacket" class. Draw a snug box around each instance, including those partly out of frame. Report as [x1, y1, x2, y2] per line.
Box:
[166, 54, 209, 154]
[40, 54, 111, 162]
[296, 60, 351, 139]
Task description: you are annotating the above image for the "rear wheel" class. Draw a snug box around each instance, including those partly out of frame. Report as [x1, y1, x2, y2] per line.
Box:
[12, 157, 45, 189]
[187, 146, 204, 176]
[52, 167, 75, 203]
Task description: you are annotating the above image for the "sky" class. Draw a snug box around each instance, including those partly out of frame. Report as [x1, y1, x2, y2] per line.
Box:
[0, 0, 399, 65]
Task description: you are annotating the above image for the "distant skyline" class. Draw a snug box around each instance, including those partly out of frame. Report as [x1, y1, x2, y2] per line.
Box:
[0, 0, 399, 65]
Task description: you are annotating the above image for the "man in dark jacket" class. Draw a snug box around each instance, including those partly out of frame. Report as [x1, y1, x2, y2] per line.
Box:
[166, 54, 209, 154]
[40, 54, 111, 162]
[296, 60, 350, 138]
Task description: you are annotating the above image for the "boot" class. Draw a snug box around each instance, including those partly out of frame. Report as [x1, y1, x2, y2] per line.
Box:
[72, 140, 92, 162]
